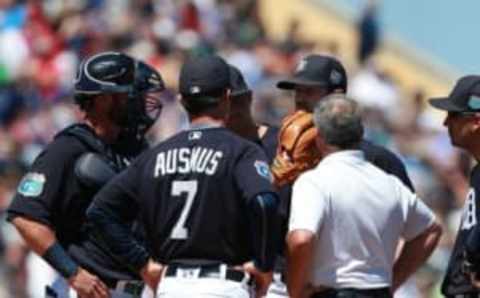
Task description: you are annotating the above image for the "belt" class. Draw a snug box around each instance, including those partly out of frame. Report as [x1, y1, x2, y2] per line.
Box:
[310, 287, 391, 298]
[451, 294, 480, 298]
[104, 279, 144, 296]
[165, 263, 251, 285]
[273, 271, 287, 284]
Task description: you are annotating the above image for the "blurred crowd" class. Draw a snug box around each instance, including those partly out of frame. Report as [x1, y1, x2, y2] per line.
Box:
[0, 0, 470, 297]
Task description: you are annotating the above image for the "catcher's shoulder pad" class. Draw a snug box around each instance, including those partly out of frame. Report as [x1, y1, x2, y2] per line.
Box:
[55, 124, 106, 154]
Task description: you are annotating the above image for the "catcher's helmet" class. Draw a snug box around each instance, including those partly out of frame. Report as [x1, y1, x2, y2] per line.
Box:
[73, 52, 165, 153]
[74, 52, 136, 104]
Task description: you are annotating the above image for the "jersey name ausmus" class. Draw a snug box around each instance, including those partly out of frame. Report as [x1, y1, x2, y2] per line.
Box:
[154, 146, 224, 177]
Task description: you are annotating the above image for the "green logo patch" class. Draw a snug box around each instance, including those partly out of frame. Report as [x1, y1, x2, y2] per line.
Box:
[468, 96, 480, 110]
[18, 172, 46, 197]
[254, 160, 273, 182]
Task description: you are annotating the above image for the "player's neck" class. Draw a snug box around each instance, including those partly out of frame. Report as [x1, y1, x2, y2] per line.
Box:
[190, 115, 225, 128]
[228, 119, 259, 141]
[323, 143, 361, 158]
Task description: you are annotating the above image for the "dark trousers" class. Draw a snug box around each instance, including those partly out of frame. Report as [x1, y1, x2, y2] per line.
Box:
[311, 287, 392, 298]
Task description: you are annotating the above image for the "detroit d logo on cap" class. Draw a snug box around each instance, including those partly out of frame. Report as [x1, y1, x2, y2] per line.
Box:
[330, 69, 343, 85]
[190, 86, 201, 94]
[295, 59, 308, 74]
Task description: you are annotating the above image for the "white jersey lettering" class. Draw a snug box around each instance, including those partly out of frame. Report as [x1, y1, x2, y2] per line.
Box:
[154, 147, 223, 177]
[461, 188, 477, 230]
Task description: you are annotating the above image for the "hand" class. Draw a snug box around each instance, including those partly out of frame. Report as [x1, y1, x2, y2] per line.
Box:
[470, 272, 480, 288]
[68, 267, 110, 298]
[240, 261, 273, 298]
[140, 259, 164, 292]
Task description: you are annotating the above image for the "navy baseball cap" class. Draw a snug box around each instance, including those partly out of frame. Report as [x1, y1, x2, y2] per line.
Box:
[179, 55, 231, 97]
[429, 75, 480, 112]
[229, 65, 251, 97]
[277, 55, 347, 91]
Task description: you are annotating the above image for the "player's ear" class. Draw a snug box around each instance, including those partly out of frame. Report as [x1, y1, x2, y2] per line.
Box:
[468, 115, 480, 138]
[224, 88, 231, 102]
[472, 114, 480, 131]
[222, 88, 231, 108]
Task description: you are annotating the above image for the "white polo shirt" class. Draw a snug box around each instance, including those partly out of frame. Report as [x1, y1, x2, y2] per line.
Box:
[288, 150, 435, 289]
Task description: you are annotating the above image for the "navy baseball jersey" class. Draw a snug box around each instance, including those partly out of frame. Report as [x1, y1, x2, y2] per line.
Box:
[7, 125, 110, 246]
[259, 126, 279, 164]
[359, 140, 414, 192]
[7, 124, 142, 282]
[93, 126, 275, 265]
[442, 165, 480, 296]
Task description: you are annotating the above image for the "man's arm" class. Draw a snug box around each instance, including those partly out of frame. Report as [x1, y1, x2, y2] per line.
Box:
[392, 221, 442, 291]
[86, 178, 164, 291]
[233, 144, 280, 296]
[246, 192, 279, 272]
[243, 192, 279, 297]
[85, 165, 158, 275]
[286, 174, 326, 298]
[11, 216, 109, 298]
[464, 225, 480, 287]
[86, 201, 150, 272]
[286, 229, 315, 298]
[11, 216, 56, 255]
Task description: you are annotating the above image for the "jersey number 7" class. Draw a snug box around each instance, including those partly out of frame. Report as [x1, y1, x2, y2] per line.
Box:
[170, 180, 198, 240]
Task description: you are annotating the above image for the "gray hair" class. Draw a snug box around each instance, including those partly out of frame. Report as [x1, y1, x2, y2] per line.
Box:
[313, 94, 364, 149]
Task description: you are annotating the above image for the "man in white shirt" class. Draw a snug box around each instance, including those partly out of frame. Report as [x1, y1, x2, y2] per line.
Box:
[286, 94, 443, 298]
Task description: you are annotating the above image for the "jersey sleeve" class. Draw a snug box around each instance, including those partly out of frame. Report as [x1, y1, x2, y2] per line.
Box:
[234, 144, 275, 200]
[6, 138, 80, 227]
[288, 172, 327, 234]
[87, 156, 149, 272]
[396, 177, 436, 240]
[361, 141, 415, 192]
[91, 158, 142, 221]
[384, 153, 415, 192]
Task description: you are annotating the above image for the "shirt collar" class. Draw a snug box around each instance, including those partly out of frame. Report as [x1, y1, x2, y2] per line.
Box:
[320, 150, 365, 166]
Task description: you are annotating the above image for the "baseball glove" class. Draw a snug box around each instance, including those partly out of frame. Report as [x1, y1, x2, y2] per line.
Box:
[271, 110, 322, 186]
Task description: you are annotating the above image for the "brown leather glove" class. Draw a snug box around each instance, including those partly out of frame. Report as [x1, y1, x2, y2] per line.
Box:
[271, 111, 322, 187]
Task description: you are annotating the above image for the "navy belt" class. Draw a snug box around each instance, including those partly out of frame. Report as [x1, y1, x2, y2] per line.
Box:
[104, 279, 144, 296]
[113, 280, 144, 296]
[311, 287, 391, 298]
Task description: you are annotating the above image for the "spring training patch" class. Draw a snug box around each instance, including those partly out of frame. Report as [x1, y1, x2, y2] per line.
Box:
[254, 160, 272, 182]
[17, 172, 46, 197]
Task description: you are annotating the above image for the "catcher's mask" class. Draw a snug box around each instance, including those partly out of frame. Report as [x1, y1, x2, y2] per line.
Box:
[126, 60, 165, 140]
[73, 52, 164, 141]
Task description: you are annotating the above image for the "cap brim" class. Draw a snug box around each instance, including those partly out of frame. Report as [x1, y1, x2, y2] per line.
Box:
[231, 89, 252, 98]
[428, 97, 464, 112]
[276, 77, 329, 90]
